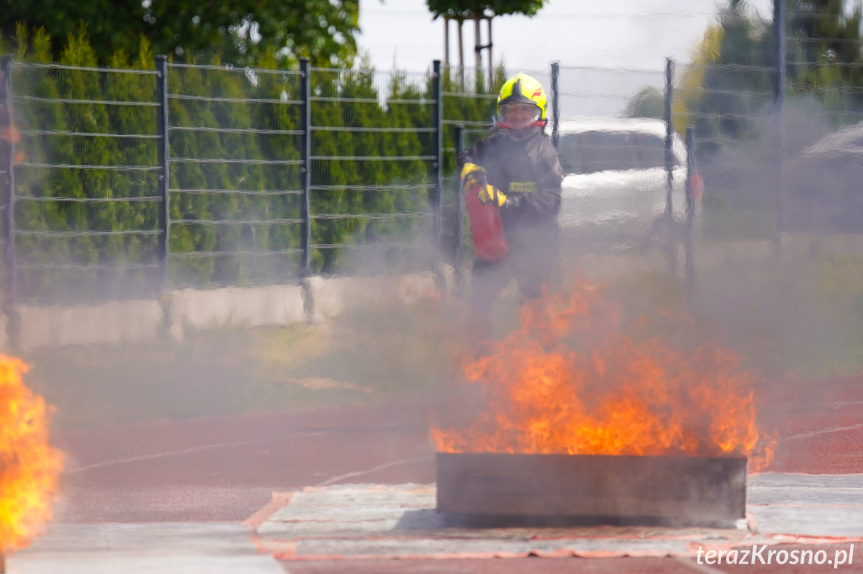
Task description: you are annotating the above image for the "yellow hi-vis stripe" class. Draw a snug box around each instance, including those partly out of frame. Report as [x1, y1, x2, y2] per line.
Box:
[509, 181, 537, 193]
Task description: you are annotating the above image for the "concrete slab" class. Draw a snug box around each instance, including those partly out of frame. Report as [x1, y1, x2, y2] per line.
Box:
[9, 475, 862, 571]
[6, 522, 285, 574]
[255, 476, 863, 561]
[748, 473, 863, 538]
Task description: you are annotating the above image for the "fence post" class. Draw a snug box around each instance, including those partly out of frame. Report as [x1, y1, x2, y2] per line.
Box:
[773, 0, 787, 111]
[773, 0, 787, 241]
[155, 55, 170, 294]
[454, 124, 465, 294]
[664, 57, 677, 276]
[1, 56, 19, 350]
[684, 126, 696, 298]
[432, 59, 443, 250]
[300, 58, 312, 277]
[551, 61, 560, 149]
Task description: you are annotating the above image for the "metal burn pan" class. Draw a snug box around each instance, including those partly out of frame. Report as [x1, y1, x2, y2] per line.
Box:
[436, 452, 747, 527]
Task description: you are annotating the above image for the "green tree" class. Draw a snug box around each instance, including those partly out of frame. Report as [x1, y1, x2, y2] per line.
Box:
[426, 0, 545, 86]
[206, 61, 269, 283]
[671, 0, 863, 144]
[10, 25, 80, 299]
[167, 63, 219, 284]
[6, 24, 505, 285]
[624, 86, 665, 119]
[102, 38, 159, 286]
[250, 52, 303, 279]
[659, 1, 773, 156]
[56, 28, 120, 274]
[425, 1, 546, 22]
[788, 0, 863, 88]
[309, 69, 352, 271]
[786, 0, 863, 121]
[0, 0, 359, 67]
[698, 1, 773, 143]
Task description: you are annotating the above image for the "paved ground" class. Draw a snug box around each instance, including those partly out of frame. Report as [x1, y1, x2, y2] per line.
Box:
[253, 476, 863, 554]
[7, 374, 863, 573]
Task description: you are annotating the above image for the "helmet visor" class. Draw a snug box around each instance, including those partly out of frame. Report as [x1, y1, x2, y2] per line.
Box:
[499, 102, 541, 129]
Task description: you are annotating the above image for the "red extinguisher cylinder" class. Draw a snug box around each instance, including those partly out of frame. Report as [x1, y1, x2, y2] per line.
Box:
[465, 186, 508, 261]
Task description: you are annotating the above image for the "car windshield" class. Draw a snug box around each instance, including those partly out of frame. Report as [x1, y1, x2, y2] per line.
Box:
[558, 130, 674, 175]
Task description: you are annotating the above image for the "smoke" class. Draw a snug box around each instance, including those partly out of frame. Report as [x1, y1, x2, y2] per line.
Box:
[19, 94, 863, 494]
[665, 100, 863, 449]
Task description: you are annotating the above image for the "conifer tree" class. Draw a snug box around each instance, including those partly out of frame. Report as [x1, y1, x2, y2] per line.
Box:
[103, 38, 159, 279]
[9, 26, 79, 298]
[57, 27, 120, 273]
[340, 65, 381, 245]
[167, 62, 218, 284]
[250, 51, 303, 279]
[380, 70, 431, 246]
[309, 69, 351, 271]
[207, 60, 267, 283]
[5, 25, 511, 285]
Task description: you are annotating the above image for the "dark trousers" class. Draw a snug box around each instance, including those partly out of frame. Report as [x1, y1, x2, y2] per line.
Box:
[469, 226, 559, 334]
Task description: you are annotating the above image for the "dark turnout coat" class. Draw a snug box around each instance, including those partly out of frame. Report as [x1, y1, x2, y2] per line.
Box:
[457, 127, 564, 250]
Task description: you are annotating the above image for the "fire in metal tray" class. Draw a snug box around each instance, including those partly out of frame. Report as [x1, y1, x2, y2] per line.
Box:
[431, 280, 770, 526]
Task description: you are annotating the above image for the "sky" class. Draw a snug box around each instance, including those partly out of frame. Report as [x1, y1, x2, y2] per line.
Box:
[357, 0, 775, 116]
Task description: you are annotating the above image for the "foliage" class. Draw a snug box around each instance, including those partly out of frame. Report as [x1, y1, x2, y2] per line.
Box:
[0, 0, 359, 67]
[623, 1, 775, 152]
[690, 1, 775, 152]
[672, 24, 725, 132]
[426, 0, 545, 19]
[788, 0, 863, 90]
[662, 0, 863, 152]
[623, 86, 664, 119]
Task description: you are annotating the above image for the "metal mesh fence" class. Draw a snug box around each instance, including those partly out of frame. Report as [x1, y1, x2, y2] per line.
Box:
[307, 67, 438, 275]
[0, 60, 453, 305]
[554, 64, 680, 256]
[676, 61, 780, 241]
[9, 62, 162, 304]
[166, 63, 305, 287]
[439, 64, 499, 273]
[557, 64, 664, 118]
[3, 2, 863, 318]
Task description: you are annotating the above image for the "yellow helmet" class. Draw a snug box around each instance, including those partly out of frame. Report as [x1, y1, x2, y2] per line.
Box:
[496, 72, 547, 130]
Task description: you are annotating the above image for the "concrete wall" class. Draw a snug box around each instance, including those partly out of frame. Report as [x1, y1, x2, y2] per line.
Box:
[7, 233, 863, 351]
[166, 284, 307, 342]
[5, 270, 448, 350]
[13, 299, 164, 351]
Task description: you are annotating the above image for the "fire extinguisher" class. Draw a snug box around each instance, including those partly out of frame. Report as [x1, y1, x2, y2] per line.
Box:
[465, 185, 508, 261]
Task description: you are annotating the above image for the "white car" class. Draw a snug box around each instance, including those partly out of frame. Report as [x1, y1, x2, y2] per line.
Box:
[554, 117, 703, 249]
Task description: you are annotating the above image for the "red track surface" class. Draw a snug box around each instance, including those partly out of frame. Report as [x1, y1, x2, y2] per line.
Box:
[53, 375, 863, 573]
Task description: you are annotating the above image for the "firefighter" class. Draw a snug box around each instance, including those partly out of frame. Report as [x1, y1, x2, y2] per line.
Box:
[458, 72, 564, 332]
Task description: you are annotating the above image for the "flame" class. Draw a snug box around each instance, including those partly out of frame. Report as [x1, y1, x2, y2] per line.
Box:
[0, 354, 63, 554]
[432, 279, 774, 470]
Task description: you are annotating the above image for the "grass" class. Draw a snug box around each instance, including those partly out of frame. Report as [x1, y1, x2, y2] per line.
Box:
[686, 249, 863, 380]
[21, 294, 465, 431]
